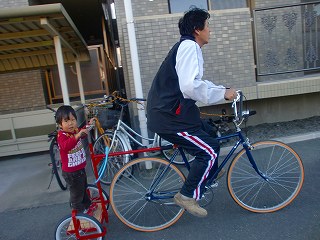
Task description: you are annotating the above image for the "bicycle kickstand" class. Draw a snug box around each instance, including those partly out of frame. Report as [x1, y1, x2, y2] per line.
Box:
[47, 170, 55, 189]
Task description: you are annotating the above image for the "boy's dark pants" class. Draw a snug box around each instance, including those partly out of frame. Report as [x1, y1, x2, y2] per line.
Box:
[62, 168, 91, 212]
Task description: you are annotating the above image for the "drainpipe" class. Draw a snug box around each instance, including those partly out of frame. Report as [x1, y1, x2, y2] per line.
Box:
[123, 0, 150, 156]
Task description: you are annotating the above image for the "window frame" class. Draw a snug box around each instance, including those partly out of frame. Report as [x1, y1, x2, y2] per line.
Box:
[168, 0, 209, 14]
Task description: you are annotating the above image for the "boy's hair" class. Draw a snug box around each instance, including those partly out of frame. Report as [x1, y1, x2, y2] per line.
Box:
[55, 105, 77, 125]
[178, 7, 210, 36]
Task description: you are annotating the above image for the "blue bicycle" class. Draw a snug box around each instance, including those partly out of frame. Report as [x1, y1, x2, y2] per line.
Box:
[109, 91, 304, 232]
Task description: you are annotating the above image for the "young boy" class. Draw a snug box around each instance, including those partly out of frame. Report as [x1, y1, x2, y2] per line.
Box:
[56, 105, 95, 214]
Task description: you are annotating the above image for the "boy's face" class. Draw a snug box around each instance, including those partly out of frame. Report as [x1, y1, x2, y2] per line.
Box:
[59, 113, 77, 133]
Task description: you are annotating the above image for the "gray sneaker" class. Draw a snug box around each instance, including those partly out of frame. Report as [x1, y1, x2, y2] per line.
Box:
[174, 192, 207, 217]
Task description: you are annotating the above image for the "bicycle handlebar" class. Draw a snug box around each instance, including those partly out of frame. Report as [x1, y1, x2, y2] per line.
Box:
[231, 90, 256, 126]
[86, 124, 95, 131]
[47, 106, 56, 113]
[232, 90, 243, 121]
[102, 94, 146, 108]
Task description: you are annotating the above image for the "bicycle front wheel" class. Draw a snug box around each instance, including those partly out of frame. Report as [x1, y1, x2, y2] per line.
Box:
[110, 157, 185, 232]
[93, 132, 131, 184]
[227, 141, 304, 213]
[55, 213, 105, 240]
[50, 138, 67, 190]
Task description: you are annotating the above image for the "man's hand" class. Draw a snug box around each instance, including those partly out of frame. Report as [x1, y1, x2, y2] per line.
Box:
[224, 88, 237, 101]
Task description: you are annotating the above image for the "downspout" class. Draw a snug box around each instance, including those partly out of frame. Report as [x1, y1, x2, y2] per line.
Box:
[123, 0, 150, 155]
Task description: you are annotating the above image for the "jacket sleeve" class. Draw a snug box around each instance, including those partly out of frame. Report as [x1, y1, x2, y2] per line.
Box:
[175, 40, 226, 105]
[57, 131, 78, 152]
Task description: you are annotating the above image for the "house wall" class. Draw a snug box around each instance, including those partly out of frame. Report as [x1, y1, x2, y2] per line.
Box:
[115, 2, 256, 99]
[254, 0, 300, 8]
[0, 70, 46, 114]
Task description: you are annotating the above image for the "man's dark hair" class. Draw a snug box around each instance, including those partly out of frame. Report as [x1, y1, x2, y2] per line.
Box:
[55, 105, 77, 125]
[178, 7, 210, 36]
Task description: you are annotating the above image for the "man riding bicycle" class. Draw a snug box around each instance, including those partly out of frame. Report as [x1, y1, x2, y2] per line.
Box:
[147, 7, 237, 217]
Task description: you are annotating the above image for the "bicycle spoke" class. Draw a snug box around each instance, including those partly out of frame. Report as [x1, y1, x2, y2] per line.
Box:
[228, 141, 304, 213]
[110, 158, 185, 231]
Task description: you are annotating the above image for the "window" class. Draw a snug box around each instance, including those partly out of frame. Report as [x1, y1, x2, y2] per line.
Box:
[169, 0, 208, 13]
[210, 0, 247, 10]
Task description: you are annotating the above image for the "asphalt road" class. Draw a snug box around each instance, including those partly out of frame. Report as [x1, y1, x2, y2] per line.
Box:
[0, 138, 320, 240]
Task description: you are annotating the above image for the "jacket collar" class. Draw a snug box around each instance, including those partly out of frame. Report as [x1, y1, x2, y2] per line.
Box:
[180, 35, 196, 42]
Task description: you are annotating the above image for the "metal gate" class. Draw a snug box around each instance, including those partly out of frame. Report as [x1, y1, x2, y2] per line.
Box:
[253, 1, 320, 77]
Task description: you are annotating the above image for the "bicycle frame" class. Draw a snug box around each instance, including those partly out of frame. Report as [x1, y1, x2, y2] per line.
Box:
[89, 143, 110, 223]
[70, 210, 107, 240]
[145, 128, 267, 201]
[108, 100, 160, 153]
[93, 126, 266, 203]
[67, 142, 110, 239]
[115, 120, 159, 148]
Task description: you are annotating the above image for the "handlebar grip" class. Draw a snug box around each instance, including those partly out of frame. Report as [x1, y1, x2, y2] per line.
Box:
[238, 91, 243, 119]
[131, 98, 146, 102]
[249, 110, 256, 116]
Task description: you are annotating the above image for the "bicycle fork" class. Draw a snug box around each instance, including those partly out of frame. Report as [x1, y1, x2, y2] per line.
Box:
[243, 141, 269, 181]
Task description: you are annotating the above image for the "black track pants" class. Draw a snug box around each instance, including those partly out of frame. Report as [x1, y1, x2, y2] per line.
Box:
[159, 129, 220, 200]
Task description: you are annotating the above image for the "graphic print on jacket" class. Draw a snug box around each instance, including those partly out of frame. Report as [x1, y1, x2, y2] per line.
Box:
[67, 140, 86, 168]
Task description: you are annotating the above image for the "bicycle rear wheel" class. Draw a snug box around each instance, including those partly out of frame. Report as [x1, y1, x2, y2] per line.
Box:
[87, 184, 109, 209]
[110, 157, 185, 232]
[158, 137, 195, 164]
[93, 132, 131, 184]
[55, 213, 104, 240]
[227, 141, 304, 213]
[50, 138, 67, 190]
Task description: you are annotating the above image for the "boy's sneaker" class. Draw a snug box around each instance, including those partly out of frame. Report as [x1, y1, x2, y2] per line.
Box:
[83, 202, 98, 216]
[174, 192, 207, 218]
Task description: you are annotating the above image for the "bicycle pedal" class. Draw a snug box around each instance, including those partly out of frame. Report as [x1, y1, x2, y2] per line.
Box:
[210, 182, 219, 188]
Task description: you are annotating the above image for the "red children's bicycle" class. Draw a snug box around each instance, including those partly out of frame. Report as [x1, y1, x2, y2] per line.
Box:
[54, 122, 171, 239]
[54, 140, 110, 240]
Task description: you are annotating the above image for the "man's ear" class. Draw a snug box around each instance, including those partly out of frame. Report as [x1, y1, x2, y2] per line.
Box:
[194, 29, 200, 35]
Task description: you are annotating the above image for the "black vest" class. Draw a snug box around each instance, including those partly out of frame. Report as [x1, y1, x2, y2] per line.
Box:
[147, 36, 202, 134]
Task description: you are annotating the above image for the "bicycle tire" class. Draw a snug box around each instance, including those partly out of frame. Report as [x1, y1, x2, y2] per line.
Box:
[158, 137, 195, 164]
[110, 157, 185, 232]
[55, 213, 105, 240]
[50, 138, 67, 190]
[227, 140, 304, 213]
[87, 184, 110, 210]
[93, 132, 131, 185]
